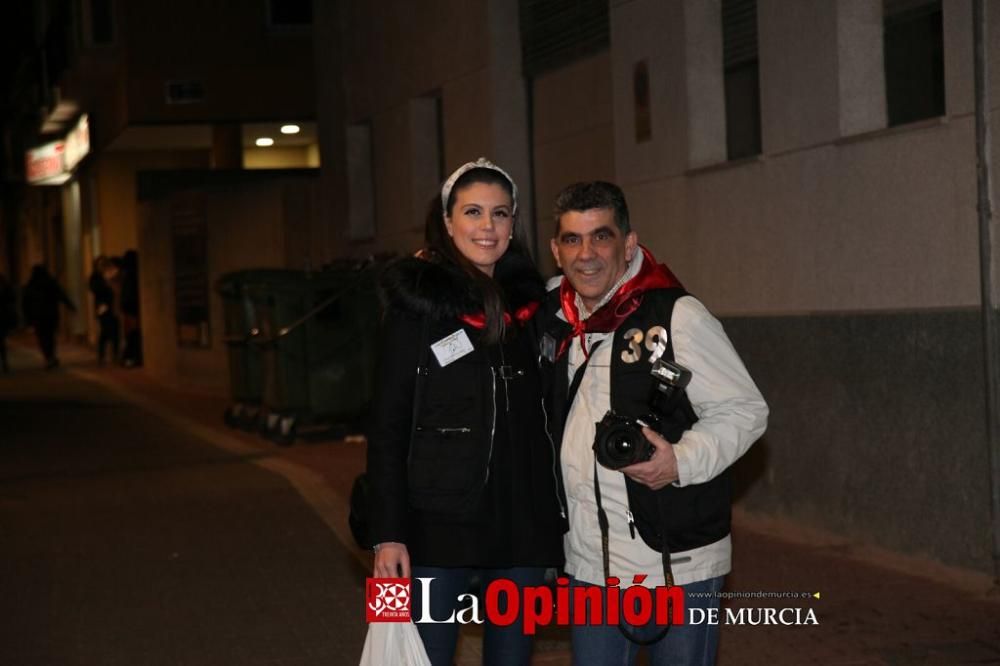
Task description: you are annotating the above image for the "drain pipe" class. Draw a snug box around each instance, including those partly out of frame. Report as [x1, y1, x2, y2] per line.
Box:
[973, 0, 1000, 590]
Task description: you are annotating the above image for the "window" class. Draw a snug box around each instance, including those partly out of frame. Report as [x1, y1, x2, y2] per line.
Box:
[722, 0, 761, 160]
[633, 60, 652, 143]
[268, 0, 312, 27]
[81, 0, 115, 46]
[883, 0, 944, 126]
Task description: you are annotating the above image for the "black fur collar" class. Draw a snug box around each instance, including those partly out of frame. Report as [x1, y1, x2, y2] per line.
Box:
[379, 252, 545, 320]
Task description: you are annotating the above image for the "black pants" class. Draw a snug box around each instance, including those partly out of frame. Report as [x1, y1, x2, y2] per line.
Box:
[97, 313, 120, 363]
[34, 322, 56, 363]
[121, 315, 142, 366]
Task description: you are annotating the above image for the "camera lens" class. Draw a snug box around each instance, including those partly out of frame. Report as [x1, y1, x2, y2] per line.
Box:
[594, 412, 654, 470]
[601, 424, 643, 468]
[611, 433, 638, 457]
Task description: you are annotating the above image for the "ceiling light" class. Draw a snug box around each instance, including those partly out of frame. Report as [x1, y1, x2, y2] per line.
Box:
[280, 124, 301, 135]
[255, 137, 274, 147]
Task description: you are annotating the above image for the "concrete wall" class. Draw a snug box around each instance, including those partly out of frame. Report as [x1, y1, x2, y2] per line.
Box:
[532, 52, 617, 276]
[309, 0, 1000, 573]
[122, 0, 315, 125]
[604, 0, 999, 573]
[92, 151, 211, 259]
[57, 1, 315, 153]
[610, 0, 985, 315]
[318, 0, 534, 259]
[138, 174, 320, 393]
[725, 308, 992, 573]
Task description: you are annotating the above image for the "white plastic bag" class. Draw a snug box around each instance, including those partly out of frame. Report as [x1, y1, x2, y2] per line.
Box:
[359, 621, 431, 666]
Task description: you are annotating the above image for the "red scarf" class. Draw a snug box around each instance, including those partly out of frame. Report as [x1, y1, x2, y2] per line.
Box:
[460, 301, 539, 330]
[558, 245, 682, 359]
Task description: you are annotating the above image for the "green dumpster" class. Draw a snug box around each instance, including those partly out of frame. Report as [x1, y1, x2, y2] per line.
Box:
[216, 270, 266, 430]
[249, 264, 381, 445]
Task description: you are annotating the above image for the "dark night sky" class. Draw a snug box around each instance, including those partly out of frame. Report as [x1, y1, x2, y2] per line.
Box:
[0, 3, 37, 178]
[0, 4, 35, 107]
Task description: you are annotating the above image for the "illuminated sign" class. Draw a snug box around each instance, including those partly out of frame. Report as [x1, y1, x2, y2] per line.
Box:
[25, 141, 66, 184]
[64, 114, 90, 171]
[25, 114, 91, 185]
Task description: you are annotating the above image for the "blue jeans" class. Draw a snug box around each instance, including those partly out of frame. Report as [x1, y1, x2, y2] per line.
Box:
[570, 575, 725, 666]
[411, 565, 548, 666]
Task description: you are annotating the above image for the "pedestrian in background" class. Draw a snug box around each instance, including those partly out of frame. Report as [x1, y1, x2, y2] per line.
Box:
[367, 158, 566, 665]
[22, 265, 76, 370]
[119, 250, 141, 367]
[0, 272, 16, 373]
[88, 255, 120, 365]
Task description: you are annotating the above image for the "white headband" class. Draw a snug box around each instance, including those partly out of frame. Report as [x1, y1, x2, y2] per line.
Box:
[440, 157, 519, 219]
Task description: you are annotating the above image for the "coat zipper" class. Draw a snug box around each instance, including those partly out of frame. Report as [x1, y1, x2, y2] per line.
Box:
[416, 426, 471, 434]
[484, 365, 497, 485]
[540, 397, 567, 519]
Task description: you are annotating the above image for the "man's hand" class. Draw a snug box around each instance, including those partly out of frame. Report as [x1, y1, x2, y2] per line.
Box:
[620, 427, 679, 490]
[373, 542, 411, 578]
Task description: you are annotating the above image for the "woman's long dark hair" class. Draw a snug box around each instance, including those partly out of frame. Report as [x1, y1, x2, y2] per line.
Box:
[424, 167, 533, 344]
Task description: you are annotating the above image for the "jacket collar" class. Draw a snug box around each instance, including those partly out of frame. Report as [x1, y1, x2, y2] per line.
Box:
[379, 251, 544, 320]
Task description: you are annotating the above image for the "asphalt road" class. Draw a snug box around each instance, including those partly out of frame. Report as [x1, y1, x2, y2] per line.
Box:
[4, 340, 1000, 666]
[0, 345, 368, 666]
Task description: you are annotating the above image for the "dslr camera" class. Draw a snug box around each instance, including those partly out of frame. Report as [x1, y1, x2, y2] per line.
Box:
[593, 412, 661, 470]
[593, 359, 692, 470]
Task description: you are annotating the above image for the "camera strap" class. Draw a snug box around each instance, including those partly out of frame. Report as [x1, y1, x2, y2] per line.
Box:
[566, 337, 674, 645]
[592, 458, 673, 645]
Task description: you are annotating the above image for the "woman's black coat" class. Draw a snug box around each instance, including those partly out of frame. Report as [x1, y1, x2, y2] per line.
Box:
[366, 252, 566, 568]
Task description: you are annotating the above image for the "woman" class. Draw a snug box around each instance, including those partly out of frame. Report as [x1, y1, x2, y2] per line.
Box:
[367, 158, 566, 665]
[89, 256, 120, 365]
[119, 250, 142, 367]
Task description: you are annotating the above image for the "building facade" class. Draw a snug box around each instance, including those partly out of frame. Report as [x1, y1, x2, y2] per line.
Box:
[314, 0, 999, 575]
[2, 0, 322, 389]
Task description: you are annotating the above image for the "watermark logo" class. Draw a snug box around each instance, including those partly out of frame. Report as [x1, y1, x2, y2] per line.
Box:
[365, 577, 821, 630]
[366, 577, 411, 622]
[366, 575, 684, 631]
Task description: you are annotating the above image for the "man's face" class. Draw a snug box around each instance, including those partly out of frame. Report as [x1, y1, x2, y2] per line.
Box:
[551, 208, 638, 311]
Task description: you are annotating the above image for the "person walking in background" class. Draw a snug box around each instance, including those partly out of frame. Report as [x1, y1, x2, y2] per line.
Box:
[88, 256, 120, 365]
[0, 273, 16, 373]
[119, 250, 141, 367]
[22, 265, 76, 370]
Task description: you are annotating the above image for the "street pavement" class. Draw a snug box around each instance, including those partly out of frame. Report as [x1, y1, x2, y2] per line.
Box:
[2, 336, 1000, 665]
[0, 342, 368, 666]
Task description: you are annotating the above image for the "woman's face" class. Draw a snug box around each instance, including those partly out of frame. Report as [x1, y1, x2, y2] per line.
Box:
[445, 182, 514, 277]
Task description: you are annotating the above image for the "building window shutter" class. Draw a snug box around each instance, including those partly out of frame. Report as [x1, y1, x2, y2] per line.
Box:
[883, 0, 944, 127]
[722, 0, 762, 160]
[520, 0, 609, 78]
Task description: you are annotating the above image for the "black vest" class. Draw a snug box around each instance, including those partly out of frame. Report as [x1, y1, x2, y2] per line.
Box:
[541, 287, 732, 553]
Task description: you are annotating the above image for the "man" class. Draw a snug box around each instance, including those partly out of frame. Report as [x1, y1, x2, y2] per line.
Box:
[539, 181, 768, 665]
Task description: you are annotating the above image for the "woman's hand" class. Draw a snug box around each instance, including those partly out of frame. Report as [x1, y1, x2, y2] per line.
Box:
[373, 542, 411, 578]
